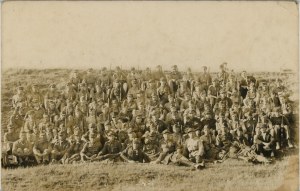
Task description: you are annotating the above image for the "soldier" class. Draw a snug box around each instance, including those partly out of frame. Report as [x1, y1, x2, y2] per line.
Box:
[157, 77, 171, 105]
[122, 93, 137, 114]
[183, 128, 205, 166]
[33, 132, 52, 164]
[253, 125, 275, 157]
[270, 107, 293, 149]
[120, 139, 151, 163]
[207, 79, 219, 108]
[239, 71, 249, 99]
[12, 129, 35, 166]
[145, 79, 157, 100]
[3, 124, 20, 155]
[93, 131, 122, 161]
[63, 126, 85, 164]
[12, 86, 27, 109]
[50, 130, 71, 163]
[200, 126, 218, 161]
[151, 129, 176, 164]
[24, 110, 37, 132]
[199, 66, 212, 91]
[127, 79, 140, 99]
[80, 131, 103, 162]
[27, 84, 43, 108]
[44, 84, 60, 110]
[142, 131, 160, 161]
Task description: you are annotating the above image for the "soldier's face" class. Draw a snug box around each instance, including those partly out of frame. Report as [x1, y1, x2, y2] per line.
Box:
[163, 134, 168, 140]
[136, 117, 142, 123]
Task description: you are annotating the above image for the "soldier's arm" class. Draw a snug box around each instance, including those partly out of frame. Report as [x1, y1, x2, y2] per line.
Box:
[120, 148, 130, 162]
[33, 144, 42, 156]
[253, 135, 262, 144]
[97, 143, 108, 156]
[198, 140, 205, 156]
[142, 152, 151, 163]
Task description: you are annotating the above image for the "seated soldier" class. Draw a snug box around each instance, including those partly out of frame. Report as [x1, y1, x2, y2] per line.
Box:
[12, 129, 35, 166]
[151, 129, 176, 164]
[3, 124, 20, 155]
[93, 131, 122, 162]
[216, 127, 233, 150]
[80, 131, 103, 162]
[142, 131, 160, 161]
[200, 125, 218, 161]
[120, 139, 151, 163]
[183, 128, 205, 166]
[33, 132, 52, 164]
[150, 130, 204, 170]
[253, 125, 275, 157]
[50, 130, 71, 164]
[228, 141, 272, 164]
[63, 126, 85, 164]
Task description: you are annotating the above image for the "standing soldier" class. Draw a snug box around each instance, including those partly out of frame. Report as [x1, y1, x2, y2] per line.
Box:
[12, 86, 27, 109]
[27, 84, 43, 108]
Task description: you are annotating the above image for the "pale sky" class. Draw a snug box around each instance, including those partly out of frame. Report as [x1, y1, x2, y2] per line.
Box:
[2, 1, 299, 72]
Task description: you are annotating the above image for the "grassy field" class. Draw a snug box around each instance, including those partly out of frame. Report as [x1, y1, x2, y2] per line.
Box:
[1, 155, 298, 191]
[1, 69, 299, 191]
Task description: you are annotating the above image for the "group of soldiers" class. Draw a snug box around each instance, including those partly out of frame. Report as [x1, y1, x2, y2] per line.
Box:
[2, 63, 296, 169]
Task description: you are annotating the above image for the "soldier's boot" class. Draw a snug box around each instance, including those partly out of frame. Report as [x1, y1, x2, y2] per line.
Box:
[276, 142, 280, 150]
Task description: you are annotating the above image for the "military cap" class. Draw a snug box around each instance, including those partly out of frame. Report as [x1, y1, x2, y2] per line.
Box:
[107, 131, 116, 136]
[27, 110, 35, 115]
[58, 130, 67, 136]
[89, 131, 97, 138]
[185, 127, 195, 134]
[88, 123, 96, 129]
[148, 79, 155, 83]
[162, 129, 171, 134]
[219, 89, 225, 94]
[73, 126, 81, 131]
[17, 86, 24, 90]
[135, 110, 143, 116]
[261, 124, 268, 129]
[132, 139, 141, 145]
[136, 90, 143, 94]
[7, 124, 14, 129]
[104, 121, 111, 126]
[160, 77, 166, 82]
[127, 128, 135, 134]
[49, 84, 56, 88]
[273, 107, 281, 112]
[203, 125, 209, 131]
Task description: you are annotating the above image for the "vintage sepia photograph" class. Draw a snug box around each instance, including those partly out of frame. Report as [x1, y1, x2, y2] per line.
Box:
[1, 1, 299, 191]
